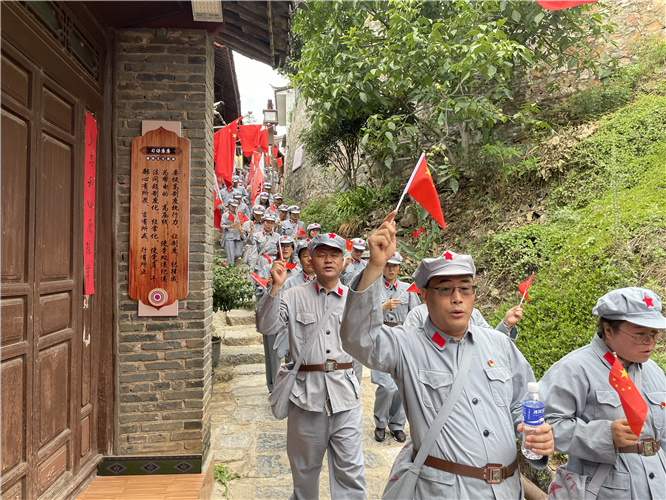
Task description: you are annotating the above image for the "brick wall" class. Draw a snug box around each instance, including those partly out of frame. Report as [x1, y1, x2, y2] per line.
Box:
[114, 28, 215, 459]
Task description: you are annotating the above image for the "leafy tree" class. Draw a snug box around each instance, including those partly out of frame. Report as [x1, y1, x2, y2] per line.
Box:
[287, 0, 615, 188]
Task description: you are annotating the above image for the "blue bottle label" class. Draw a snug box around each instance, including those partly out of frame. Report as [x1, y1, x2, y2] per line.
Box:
[522, 400, 545, 425]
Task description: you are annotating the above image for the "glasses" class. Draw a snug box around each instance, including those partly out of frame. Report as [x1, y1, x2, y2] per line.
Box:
[617, 328, 662, 345]
[424, 285, 477, 297]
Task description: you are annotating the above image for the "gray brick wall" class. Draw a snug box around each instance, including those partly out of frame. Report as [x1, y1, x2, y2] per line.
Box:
[114, 28, 214, 459]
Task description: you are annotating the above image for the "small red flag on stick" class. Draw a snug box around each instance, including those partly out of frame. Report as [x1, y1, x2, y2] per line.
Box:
[250, 273, 268, 289]
[406, 282, 420, 294]
[537, 0, 597, 10]
[345, 239, 354, 251]
[605, 352, 647, 437]
[395, 153, 446, 231]
[518, 273, 535, 305]
[286, 263, 298, 271]
[296, 226, 306, 238]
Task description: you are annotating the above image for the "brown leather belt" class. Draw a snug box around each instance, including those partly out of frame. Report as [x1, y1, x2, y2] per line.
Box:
[415, 449, 518, 484]
[384, 321, 401, 327]
[299, 359, 353, 372]
[618, 439, 660, 456]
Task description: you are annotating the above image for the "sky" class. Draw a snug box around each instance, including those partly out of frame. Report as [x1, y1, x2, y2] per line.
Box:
[233, 51, 289, 136]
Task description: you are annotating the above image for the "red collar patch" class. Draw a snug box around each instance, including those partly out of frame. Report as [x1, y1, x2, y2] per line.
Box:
[431, 332, 446, 348]
[603, 351, 616, 365]
[337, 287, 344, 296]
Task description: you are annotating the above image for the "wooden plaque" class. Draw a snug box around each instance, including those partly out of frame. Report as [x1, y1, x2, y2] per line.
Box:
[129, 127, 190, 307]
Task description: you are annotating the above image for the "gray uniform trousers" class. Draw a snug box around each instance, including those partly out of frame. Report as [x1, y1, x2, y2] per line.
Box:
[287, 404, 366, 500]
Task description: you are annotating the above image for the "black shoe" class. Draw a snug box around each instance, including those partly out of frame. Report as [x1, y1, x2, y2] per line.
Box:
[374, 427, 386, 442]
[391, 429, 406, 443]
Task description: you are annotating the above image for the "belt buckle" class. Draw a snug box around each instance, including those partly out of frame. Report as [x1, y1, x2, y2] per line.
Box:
[484, 464, 504, 484]
[641, 441, 655, 456]
[324, 360, 336, 372]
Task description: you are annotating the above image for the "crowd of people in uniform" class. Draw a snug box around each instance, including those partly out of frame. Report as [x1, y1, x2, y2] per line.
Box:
[216, 171, 665, 499]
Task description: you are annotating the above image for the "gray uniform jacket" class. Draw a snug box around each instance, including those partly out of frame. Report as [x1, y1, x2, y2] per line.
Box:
[281, 219, 306, 238]
[273, 272, 315, 358]
[256, 280, 362, 414]
[340, 258, 367, 286]
[253, 231, 281, 259]
[539, 335, 665, 499]
[372, 279, 421, 387]
[405, 304, 519, 340]
[220, 211, 243, 241]
[340, 276, 546, 498]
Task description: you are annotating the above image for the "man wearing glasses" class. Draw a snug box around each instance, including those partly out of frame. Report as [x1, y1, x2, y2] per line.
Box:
[538, 287, 665, 499]
[340, 212, 554, 498]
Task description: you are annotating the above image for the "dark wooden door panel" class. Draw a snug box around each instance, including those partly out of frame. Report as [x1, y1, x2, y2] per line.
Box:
[1, 108, 30, 284]
[1, 357, 27, 475]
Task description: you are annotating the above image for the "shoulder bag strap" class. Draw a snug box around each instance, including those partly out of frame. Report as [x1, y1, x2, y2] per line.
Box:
[410, 334, 476, 473]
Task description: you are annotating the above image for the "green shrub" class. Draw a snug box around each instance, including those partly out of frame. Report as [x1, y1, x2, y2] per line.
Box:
[212, 255, 255, 312]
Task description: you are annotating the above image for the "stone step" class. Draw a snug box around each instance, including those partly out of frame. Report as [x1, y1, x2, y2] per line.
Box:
[219, 344, 265, 366]
[221, 325, 263, 346]
[234, 363, 268, 376]
[225, 308, 256, 326]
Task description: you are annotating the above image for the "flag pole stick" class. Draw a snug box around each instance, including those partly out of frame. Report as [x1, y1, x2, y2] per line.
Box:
[519, 290, 528, 307]
[395, 152, 426, 214]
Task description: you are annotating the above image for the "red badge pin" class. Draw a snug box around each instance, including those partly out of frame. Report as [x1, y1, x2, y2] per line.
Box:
[488, 360, 494, 367]
[661, 402, 665, 410]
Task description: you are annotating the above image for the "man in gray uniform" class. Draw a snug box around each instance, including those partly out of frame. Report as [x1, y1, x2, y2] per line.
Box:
[252, 212, 281, 263]
[282, 206, 307, 239]
[340, 212, 554, 498]
[373, 251, 421, 443]
[220, 200, 245, 264]
[256, 233, 366, 499]
[339, 238, 367, 286]
[539, 287, 665, 499]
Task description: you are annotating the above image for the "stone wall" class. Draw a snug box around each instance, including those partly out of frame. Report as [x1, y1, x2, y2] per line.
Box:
[283, 1, 665, 200]
[113, 28, 215, 459]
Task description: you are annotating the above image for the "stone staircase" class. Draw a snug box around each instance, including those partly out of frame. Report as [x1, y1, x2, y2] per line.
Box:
[213, 307, 266, 379]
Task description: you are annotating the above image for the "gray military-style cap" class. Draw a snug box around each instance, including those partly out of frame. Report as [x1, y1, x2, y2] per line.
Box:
[296, 238, 311, 256]
[288, 205, 301, 214]
[252, 205, 265, 214]
[261, 211, 277, 222]
[351, 238, 366, 250]
[412, 251, 476, 290]
[307, 223, 321, 232]
[277, 204, 289, 211]
[228, 200, 239, 207]
[279, 235, 295, 246]
[387, 251, 403, 265]
[308, 233, 345, 253]
[259, 191, 269, 199]
[592, 287, 666, 329]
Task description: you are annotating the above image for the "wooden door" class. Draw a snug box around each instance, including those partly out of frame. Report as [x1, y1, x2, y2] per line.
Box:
[1, 32, 100, 500]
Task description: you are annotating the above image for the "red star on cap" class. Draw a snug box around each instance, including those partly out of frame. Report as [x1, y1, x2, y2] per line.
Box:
[328, 233, 336, 238]
[443, 251, 453, 260]
[643, 296, 654, 307]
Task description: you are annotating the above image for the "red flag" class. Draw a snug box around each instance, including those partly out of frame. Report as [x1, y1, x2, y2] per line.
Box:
[296, 226, 306, 238]
[250, 155, 265, 206]
[259, 127, 269, 154]
[406, 283, 420, 294]
[518, 273, 535, 301]
[263, 253, 273, 265]
[276, 157, 283, 168]
[227, 213, 235, 223]
[286, 263, 298, 271]
[606, 352, 648, 437]
[345, 239, 354, 251]
[269, 205, 277, 212]
[238, 213, 248, 224]
[250, 272, 268, 289]
[537, 0, 597, 10]
[403, 153, 446, 231]
[214, 120, 238, 189]
[237, 124, 263, 156]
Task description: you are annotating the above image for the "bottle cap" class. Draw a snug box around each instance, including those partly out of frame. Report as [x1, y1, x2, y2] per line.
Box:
[527, 382, 539, 393]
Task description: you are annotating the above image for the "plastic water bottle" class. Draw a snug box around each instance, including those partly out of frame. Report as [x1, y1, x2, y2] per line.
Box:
[521, 382, 545, 460]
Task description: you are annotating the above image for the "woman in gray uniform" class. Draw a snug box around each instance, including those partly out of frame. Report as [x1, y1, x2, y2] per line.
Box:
[539, 287, 665, 499]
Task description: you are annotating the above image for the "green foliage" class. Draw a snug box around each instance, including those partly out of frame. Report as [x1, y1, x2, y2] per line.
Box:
[300, 182, 400, 234]
[214, 463, 240, 499]
[212, 255, 255, 313]
[397, 205, 444, 276]
[548, 82, 633, 126]
[550, 93, 666, 210]
[626, 35, 666, 84]
[481, 91, 666, 379]
[289, 0, 615, 181]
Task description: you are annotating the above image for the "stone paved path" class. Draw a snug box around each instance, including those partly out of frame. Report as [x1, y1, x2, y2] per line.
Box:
[210, 309, 404, 499]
